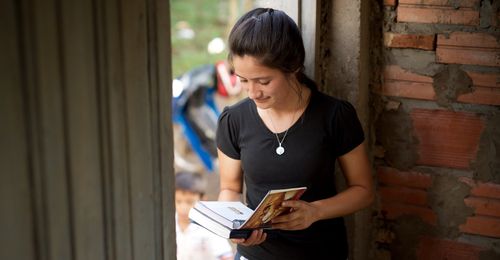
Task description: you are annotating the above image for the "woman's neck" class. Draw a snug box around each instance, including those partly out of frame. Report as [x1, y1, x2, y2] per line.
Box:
[270, 85, 311, 118]
[258, 85, 311, 133]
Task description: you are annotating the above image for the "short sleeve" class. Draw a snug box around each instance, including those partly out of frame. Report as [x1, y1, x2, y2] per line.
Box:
[216, 107, 241, 159]
[333, 101, 365, 157]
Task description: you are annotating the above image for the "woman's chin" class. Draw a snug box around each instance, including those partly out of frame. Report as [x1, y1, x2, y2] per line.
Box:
[253, 100, 271, 109]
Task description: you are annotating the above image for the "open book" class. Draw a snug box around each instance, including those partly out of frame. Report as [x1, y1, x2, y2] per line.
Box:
[188, 186, 307, 239]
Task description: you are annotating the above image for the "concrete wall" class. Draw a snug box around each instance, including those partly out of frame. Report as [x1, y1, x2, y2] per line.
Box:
[0, 0, 176, 259]
[318, 1, 374, 259]
[372, 0, 500, 259]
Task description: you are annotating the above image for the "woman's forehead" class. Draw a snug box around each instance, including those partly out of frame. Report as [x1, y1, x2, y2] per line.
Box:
[232, 55, 281, 78]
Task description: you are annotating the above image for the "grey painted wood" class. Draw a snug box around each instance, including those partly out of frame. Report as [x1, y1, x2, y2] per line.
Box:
[60, 0, 106, 259]
[1, 1, 36, 259]
[121, 0, 159, 258]
[98, 0, 135, 259]
[1, 0, 175, 259]
[150, 0, 177, 257]
[144, 0, 176, 258]
[29, 0, 75, 258]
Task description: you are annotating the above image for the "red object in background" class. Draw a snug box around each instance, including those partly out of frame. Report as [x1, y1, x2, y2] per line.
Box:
[215, 61, 240, 97]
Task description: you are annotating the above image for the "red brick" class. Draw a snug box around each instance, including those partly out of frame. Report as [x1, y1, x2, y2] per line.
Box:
[460, 216, 500, 238]
[417, 236, 486, 260]
[471, 182, 500, 200]
[411, 109, 485, 169]
[377, 166, 433, 189]
[464, 197, 500, 218]
[466, 71, 500, 88]
[438, 32, 500, 49]
[382, 202, 437, 225]
[381, 65, 435, 100]
[384, 65, 433, 83]
[384, 0, 396, 6]
[399, 0, 479, 8]
[457, 71, 500, 106]
[437, 32, 500, 67]
[460, 178, 500, 200]
[458, 88, 500, 106]
[397, 6, 479, 25]
[379, 186, 428, 206]
[384, 32, 435, 50]
[381, 65, 500, 105]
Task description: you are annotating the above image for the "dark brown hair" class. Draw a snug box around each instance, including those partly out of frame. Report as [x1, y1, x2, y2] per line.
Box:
[228, 8, 317, 90]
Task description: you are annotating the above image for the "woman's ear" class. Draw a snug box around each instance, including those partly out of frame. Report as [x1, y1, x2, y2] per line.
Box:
[286, 71, 301, 85]
[292, 68, 302, 80]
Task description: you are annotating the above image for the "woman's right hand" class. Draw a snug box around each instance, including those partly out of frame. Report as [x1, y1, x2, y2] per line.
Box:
[231, 229, 267, 246]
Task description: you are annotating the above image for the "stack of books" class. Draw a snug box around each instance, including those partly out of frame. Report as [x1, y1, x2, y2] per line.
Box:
[188, 187, 307, 239]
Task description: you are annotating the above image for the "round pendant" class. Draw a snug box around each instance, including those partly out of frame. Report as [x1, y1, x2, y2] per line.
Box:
[276, 146, 285, 155]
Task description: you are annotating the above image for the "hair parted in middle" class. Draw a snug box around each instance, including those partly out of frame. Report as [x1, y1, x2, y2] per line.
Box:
[228, 8, 317, 91]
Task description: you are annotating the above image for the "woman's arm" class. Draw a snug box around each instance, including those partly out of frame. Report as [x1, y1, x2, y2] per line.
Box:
[272, 142, 374, 230]
[217, 148, 267, 245]
[217, 148, 243, 201]
[312, 141, 374, 218]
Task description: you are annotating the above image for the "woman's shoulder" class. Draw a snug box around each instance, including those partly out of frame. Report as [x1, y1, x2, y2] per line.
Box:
[218, 97, 252, 125]
[221, 97, 252, 114]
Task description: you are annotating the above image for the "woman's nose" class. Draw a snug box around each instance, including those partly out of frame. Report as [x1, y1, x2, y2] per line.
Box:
[246, 83, 261, 99]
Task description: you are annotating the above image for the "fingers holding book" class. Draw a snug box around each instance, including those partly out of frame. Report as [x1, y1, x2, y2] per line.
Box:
[271, 200, 320, 231]
[231, 229, 267, 246]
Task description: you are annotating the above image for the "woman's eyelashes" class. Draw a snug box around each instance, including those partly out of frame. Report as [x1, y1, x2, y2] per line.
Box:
[258, 80, 270, 85]
[238, 78, 270, 86]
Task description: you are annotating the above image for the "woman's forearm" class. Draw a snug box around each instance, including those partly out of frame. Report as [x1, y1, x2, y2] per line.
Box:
[218, 189, 242, 201]
[311, 185, 374, 221]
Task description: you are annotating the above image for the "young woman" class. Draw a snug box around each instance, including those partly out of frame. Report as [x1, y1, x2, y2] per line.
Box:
[216, 8, 374, 259]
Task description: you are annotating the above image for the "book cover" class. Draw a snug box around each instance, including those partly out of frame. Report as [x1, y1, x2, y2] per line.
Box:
[188, 186, 307, 239]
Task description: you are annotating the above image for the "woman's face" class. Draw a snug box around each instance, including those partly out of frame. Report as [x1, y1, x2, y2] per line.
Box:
[232, 55, 294, 110]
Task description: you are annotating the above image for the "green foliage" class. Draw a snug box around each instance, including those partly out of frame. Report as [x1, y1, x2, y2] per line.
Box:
[170, 0, 230, 78]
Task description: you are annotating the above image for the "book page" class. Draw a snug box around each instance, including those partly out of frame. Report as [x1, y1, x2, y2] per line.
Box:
[195, 201, 254, 228]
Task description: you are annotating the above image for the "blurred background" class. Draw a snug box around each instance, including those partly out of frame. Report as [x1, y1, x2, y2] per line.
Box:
[170, 0, 254, 200]
[171, 0, 251, 78]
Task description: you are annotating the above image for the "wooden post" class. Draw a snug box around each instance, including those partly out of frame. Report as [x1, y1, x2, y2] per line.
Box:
[0, 0, 175, 259]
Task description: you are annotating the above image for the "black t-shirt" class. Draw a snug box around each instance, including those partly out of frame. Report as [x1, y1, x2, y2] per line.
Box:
[216, 90, 364, 259]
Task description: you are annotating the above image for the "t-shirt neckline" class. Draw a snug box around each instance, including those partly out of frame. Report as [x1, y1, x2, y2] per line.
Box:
[250, 90, 315, 136]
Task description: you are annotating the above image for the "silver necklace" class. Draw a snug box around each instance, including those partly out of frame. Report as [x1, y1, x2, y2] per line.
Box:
[266, 108, 298, 155]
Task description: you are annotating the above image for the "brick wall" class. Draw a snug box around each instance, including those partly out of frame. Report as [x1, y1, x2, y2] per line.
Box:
[373, 0, 500, 259]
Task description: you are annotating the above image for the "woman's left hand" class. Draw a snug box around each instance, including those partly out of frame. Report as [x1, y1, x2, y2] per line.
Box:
[270, 200, 321, 230]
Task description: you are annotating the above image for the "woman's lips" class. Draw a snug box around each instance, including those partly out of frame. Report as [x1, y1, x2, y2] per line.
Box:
[253, 97, 269, 103]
